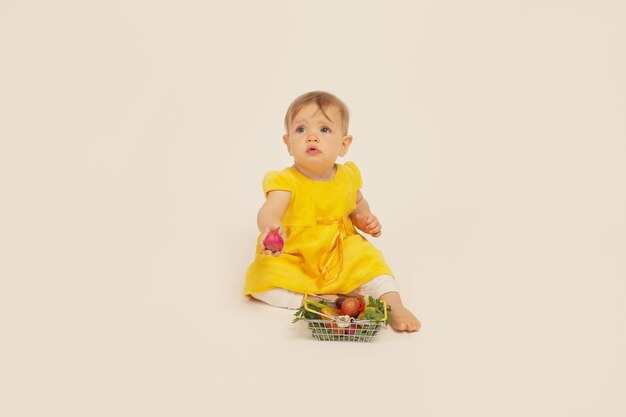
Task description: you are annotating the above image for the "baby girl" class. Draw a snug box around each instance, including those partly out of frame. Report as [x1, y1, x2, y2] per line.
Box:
[244, 91, 420, 332]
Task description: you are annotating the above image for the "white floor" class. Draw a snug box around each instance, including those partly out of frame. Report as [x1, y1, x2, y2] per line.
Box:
[5, 234, 624, 416]
[2, 2, 625, 416]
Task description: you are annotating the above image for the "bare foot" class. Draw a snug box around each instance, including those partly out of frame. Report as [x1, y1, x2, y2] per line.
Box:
[379, 292, 421, 332]
[389, 304, 421, 332]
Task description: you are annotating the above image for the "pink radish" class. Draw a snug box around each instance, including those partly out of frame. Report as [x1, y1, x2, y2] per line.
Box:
[263, 229, 284, 252]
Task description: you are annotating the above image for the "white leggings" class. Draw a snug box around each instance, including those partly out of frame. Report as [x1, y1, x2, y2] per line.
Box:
[250, 275, 399, 309]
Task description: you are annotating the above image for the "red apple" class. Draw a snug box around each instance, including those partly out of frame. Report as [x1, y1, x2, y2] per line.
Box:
[357, 296, 365, 312]
[339, 297, 360, 317]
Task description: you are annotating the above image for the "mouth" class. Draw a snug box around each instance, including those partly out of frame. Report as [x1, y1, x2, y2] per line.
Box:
[306, 147, 321, 155]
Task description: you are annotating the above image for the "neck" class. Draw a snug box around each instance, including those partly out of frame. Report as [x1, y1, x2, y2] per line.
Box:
[293, 163, 337, 182]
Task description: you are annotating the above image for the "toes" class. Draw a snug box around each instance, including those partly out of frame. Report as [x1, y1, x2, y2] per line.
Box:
[392, 318, 421, 332]
[407, 319, 421, 332]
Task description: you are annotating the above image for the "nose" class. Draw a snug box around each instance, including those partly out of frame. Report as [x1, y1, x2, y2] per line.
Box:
[306, 134, 319, 143]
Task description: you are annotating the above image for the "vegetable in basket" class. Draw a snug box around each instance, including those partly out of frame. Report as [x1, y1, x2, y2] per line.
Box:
[292, 296, 391, 325]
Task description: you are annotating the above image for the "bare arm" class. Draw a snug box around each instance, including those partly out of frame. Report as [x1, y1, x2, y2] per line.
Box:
[349, 190, 382, 237]
[257, 190, 291, 255]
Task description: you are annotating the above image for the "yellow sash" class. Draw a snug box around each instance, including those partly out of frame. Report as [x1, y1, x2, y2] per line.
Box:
[316, 216, 349, 287]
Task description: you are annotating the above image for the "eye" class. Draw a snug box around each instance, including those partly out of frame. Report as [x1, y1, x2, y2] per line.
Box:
[295, 126, 305, 134]
[320, 127, 331, 133]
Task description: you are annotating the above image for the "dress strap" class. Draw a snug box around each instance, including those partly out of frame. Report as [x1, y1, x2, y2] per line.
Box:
[316, 216, 349, 287]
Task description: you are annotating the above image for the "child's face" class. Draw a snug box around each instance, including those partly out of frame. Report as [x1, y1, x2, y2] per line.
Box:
[283, 104, 352, 173]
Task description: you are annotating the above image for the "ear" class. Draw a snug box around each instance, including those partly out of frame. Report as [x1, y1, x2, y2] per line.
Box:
[339, 135, 353, 157]
[283, 134, 292, 155]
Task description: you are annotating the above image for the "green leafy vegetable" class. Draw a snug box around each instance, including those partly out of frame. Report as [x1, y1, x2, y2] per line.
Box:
[361, 296, 392, 325]
[292, 298, 329, 323]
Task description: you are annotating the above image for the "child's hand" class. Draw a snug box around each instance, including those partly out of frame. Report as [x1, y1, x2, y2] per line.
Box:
[354, 213, 382, 237]
[260, 225, 287, 257]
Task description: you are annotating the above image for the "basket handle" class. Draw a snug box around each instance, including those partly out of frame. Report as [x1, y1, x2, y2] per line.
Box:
[302, 293, 335, 320]
[381, 299, 388, 323]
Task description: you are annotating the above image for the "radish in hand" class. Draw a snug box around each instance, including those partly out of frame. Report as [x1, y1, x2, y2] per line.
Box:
[263, 229, 284, 253]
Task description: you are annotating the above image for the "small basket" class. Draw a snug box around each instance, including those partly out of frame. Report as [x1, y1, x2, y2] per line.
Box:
[299, 293, 388, 342]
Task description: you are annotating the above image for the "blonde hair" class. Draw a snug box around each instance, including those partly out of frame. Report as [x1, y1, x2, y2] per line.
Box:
[284, 91, 350, 135]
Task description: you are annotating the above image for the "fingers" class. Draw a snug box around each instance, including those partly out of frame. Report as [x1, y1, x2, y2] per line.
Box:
[261, 247, 285, 257]
[261, 249, 283, 256]
[359, 214, 382, 237]
[367, 216, 381, 236]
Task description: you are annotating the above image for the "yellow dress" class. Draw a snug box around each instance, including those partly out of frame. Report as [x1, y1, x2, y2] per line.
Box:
[243, 161, 395, 296]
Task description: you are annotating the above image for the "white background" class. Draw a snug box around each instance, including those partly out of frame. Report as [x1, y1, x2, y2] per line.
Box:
[1, 1, 625, 416]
